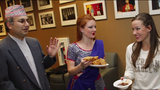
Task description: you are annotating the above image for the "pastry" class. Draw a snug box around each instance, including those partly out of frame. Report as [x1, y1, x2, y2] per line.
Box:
[84, 56, 107, 65]
[99, 58, 107, 65]
[84, 56, 93, 61]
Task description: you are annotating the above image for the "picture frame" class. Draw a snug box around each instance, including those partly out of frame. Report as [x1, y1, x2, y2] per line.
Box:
[19, 0, 33, 12]
[83, 0, 107, 20]
[37, 0, 53, 10]
[148, 0, 160, 15]
[114, 0, 139, 19]
[5, 0, 15, 8]
[0, 6, 3, 21]
[59, 4, 78, 26]
[38, 11, 56, 29]
[57, 37, 70, 66]
[0, 23, 6, 36]
[27, 13, 36, 31]
[59, 0, 75, 4]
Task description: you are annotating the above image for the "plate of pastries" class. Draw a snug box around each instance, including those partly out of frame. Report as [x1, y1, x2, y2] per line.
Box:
[84, 56, 109, 67]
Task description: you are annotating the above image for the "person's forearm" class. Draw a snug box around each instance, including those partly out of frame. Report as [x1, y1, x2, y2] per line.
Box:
[68, 64, 84, 76]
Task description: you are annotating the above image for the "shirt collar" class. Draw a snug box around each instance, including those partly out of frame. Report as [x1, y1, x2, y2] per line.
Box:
[8, 33, 26, 43]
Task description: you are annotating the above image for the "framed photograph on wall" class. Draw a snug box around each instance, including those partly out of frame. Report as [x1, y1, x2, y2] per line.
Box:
[0, 6, 3, 21]
[59, 0, 75, 4]
[114, 0, 139, 19]
[148, 0, 160, 15]
[5, 0, 15, 7]
[59, 4, 78, 26]
[83, 1, 107, 20]
[38, 11, 56, 29]
[0, 23, 6, 36]
[19, 0, 33, 12]
[27, 13, 36, 31]
[37, 0, 53, 10]
[57, 37, 70, 66]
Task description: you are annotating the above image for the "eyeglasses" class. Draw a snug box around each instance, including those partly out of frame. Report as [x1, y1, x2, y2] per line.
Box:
[14, 19, 31, 25]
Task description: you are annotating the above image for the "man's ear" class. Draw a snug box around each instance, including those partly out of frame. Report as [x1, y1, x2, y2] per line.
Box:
[6, 22, 12, 30]
[148, 25, 152, 32]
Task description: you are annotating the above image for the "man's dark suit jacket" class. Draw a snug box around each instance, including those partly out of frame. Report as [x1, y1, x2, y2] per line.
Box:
[0, 35, 56, 90]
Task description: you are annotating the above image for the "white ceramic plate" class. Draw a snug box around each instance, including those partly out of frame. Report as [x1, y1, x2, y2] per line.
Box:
[113, 79, 132, 90]
[90, 63, 109, 67]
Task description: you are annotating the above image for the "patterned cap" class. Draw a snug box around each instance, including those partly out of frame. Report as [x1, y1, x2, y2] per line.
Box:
[5, 5, 27, 19]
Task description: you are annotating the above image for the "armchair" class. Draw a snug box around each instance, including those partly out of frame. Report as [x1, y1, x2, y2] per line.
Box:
[64, 52, 118, 90]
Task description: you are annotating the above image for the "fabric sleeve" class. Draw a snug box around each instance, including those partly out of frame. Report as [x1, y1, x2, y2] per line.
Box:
[130, 4, 134, 10]
[124, 44, 135, 80]
[35, 39, 56, 69]
[0, 48, 18, 90]
[67, 44, 76, 61]
[122, 5, 125, 12]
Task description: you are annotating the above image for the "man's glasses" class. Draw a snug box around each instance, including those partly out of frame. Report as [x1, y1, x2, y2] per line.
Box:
[14, 19, 31, 25]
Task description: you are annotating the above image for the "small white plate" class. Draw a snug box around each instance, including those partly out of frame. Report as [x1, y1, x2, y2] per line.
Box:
[90, 63, 109, 67]
[113, 79, 132, 90]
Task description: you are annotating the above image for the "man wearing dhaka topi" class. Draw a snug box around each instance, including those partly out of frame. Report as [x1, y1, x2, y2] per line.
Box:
[0, 5, 60, 90]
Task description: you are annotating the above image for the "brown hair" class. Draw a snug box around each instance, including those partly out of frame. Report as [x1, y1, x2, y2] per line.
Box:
[131, 13, 160, 69]
[76, 14, 95, 41]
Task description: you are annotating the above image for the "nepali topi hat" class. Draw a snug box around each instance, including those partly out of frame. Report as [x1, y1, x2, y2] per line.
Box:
[5, 5, 27, 19]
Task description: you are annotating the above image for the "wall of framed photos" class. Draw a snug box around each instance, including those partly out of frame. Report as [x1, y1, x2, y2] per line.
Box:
[1, 0, 160, 79]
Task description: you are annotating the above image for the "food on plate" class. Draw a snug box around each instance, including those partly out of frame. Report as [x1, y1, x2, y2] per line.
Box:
[118, 82, 129, 86]
[92, 56, 98, 60]
[84, 56, 107, 65]
[84, 56, 94, 61]
[99, 58, 107, 65]
[92, 58, 107, 65]
[113, 79, 132, 89]
[92, 59, 100, 65]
